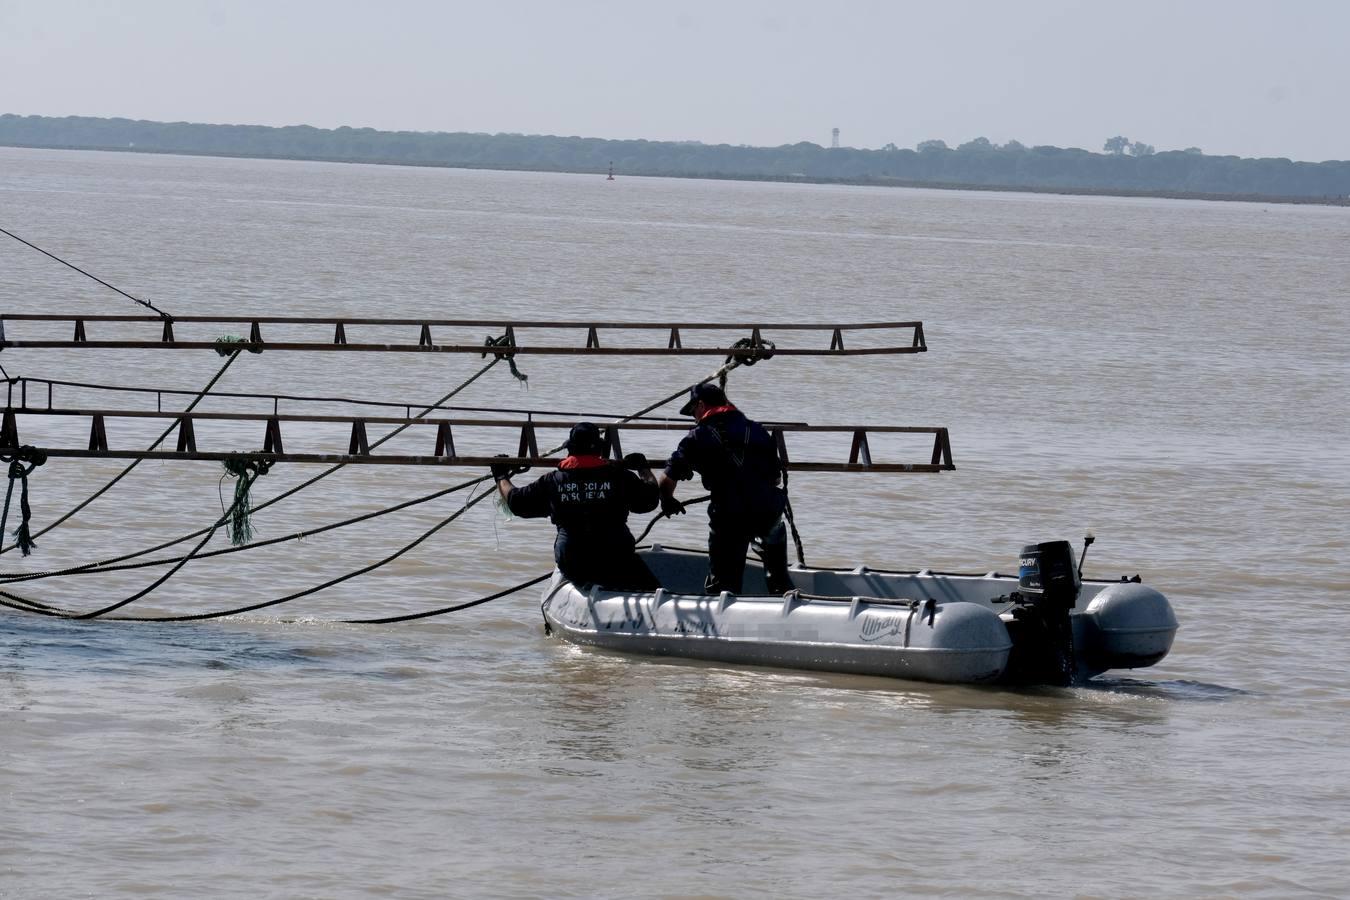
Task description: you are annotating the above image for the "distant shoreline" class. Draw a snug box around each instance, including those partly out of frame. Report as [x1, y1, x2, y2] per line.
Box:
[4, 138, 1348, 208]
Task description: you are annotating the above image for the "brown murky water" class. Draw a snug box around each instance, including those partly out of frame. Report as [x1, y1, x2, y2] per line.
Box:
[2, 147, 1348, 897]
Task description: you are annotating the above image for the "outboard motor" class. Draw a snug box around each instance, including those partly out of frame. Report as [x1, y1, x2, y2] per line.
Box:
[1018, 540, 1081, 606]
[1006, 540, 1081, 685]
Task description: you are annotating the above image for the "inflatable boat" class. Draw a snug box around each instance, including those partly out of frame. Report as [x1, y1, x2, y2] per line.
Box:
[540, 541, 1178, 686]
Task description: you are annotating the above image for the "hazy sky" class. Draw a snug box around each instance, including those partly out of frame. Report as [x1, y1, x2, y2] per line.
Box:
[2, 0, 1345, 161]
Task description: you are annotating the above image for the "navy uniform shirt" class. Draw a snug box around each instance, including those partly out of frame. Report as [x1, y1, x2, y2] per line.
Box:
[664, 408, 786, 525]
[506, 457, 659, 549]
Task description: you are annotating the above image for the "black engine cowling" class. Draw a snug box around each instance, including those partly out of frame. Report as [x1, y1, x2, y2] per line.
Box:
[1018, 540, 1081, 608]
[1006, 540, 1082, 685]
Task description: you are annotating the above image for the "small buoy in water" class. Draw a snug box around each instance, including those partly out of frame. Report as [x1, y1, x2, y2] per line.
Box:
[607, 162, 615, 181]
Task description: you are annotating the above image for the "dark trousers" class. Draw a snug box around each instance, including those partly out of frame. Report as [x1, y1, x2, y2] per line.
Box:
[555, 534, 661, 592]
[706, 515, 791, 595]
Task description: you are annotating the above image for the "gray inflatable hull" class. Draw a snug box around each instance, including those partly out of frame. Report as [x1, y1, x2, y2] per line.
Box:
[539, 547, 1179, 685]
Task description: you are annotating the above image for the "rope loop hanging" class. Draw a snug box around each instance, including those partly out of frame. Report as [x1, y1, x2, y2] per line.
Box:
[221, 457, 273, 546]
[482, 332, 528, 383]
[0, 445, 49, 556]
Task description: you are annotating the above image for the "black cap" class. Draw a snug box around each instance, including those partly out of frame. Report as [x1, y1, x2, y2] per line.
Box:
[678, 383, 728, 416]
[566, 422, 606, 455]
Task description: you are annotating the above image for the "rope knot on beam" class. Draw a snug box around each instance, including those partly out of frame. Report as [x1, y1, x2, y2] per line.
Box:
[482, 332, 528, 383]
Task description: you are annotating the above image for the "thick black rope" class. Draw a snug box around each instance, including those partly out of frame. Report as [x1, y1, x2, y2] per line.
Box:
[0, 478, 485, 584]
[1, 350, 243, 553]
[0, 561, 550, 626]
[719, 337, 775, 389]
[483, 334, 528, 383]
[632, 355, 745, 423]
[0, 465, 266, 619]
[343, 571, 554, 624]
[0, 446, 48, 557]
[75, 465, 268, 619]
[632, 495, 710, 545]
[102, 484, 495, 622]
[780, 469, 807, 567]
[0, 226, 173, 320]
[782, 499, 806, 567]
[14, 488, 706, 624]
[631, 492, 796, 567]
[0, 593, 59, 614]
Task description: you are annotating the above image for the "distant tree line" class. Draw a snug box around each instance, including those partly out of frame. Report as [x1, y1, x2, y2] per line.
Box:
[3, 114, 1348, 202]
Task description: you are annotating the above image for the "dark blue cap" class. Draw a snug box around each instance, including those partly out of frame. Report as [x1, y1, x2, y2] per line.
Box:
[566, 422, 606, 455]
[679, 383, 728, 416]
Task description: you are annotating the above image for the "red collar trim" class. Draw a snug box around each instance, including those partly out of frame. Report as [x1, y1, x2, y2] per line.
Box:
[696, 404, 737, 423]
[559, 454, 608, 470]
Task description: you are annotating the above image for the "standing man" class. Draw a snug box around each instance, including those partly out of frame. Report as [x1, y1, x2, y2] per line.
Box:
[659, 383, 792, 595]
[493, 422, 661, 591]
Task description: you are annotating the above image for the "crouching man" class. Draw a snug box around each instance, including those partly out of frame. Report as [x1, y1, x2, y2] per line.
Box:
[493, 422, 661, 592]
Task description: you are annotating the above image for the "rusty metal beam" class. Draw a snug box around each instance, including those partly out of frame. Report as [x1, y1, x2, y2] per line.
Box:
[0, 340, 923, 356]
[3, 407, 954, 473]
[5, 406, 951, 434]
[20, 448, 950, 473]
[0, 315, 928, 355]
[1, 314, 920, 330]
[3, 376, 695, 422]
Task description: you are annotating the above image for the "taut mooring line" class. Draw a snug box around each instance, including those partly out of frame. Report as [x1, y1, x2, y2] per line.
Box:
[0, 226, 173, 320]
